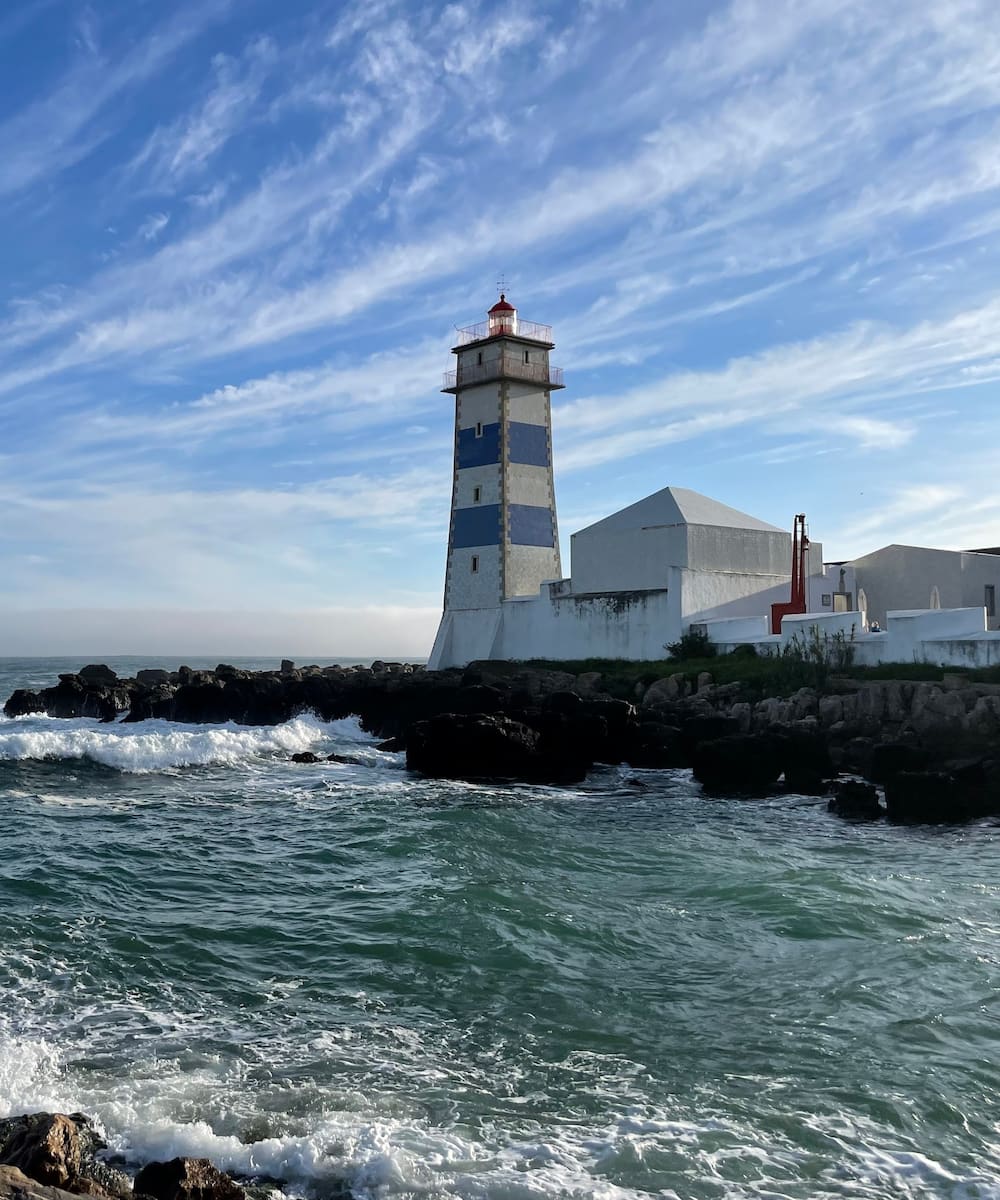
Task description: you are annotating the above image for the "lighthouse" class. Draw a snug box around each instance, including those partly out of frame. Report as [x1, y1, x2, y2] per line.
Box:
[427, 294, 564, 668]
[440, 294, 563, 611]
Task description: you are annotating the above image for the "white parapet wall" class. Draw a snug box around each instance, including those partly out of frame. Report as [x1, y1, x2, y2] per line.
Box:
[689, 615, 770, 643]
[699, 606, 1000, 669]
[428, 582, 677, 668]
[781, 610, 864, 642]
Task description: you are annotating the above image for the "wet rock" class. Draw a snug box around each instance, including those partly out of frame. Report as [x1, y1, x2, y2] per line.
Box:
[406, 712, 591, 784]
[2, 689, 47, 718]
[868, 742, 929, 784]
[884, 770, 969, 823]
[279, 660, 295, 675]
[78, 665, 117, 684]
[625, 721, 685, 768]
[290, 751, 321, 764]
[0, 1165, 103, 1200]
[828, 780, 883, 820]
[679, 714, 743, 757]
[133, 1158, 245, 1200]
[776, 725, 834, 795]
[692, 734, 783, 794]
[326, 753, 363, 764]
[884, 759, 1000, 823]
[136, 670, 170, 686]
[375, 736, 405, 752]
[0, 1113, 128, 1199]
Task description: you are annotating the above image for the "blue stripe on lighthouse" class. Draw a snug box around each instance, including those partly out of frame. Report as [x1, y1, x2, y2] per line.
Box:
[508, 422, 549, 467]
[509, 504, 555, 547]
[457, 423, 501, 468]
[452, 504, 501, 547]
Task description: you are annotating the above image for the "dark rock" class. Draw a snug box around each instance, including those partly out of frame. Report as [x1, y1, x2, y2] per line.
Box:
[0, 1165, 103, 1200]
[625, 721, 685, 769]
[326, 753, 362, 764]
[679, 714, 743, 757]
[78, 665, 117, 683]
[290, 752, 321, 764]
[456, 685, 506, 715]
[828, 780, 883, 820]
[375, 736, 405, 752]
[833, 736, 875, 776]
[280, 660, 295, 675]
[884, 763, 1000, 823]
[692, 734, 783, 794]
[136, 669, 170, 686]
[133, 1157, 245, 1200]
[868, 742, 930, 784]
[777, 726, 834, 795]
[406, 712, 591, 784]
[885, 770, 966, 823]
[0, 1113, 128, 1199]
[2, 689, 46, 718]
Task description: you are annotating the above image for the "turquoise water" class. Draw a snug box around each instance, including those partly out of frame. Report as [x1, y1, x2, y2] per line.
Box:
[2, 657, 999, 1200]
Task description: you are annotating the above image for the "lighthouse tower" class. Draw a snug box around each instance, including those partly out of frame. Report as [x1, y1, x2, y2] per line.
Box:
[428, 295, 563, 667]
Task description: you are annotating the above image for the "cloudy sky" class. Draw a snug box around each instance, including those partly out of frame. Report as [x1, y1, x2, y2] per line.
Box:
[2, 0, 999, 655]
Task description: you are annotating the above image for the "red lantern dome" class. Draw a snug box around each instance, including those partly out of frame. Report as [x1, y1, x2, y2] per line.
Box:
[487, 293, 517, 337]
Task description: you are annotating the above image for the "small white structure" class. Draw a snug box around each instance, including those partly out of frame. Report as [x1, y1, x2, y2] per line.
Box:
[700, 606, 1000, 669]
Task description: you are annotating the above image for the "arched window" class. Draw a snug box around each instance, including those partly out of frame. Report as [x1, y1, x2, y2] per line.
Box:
[858, 588, 869, 625]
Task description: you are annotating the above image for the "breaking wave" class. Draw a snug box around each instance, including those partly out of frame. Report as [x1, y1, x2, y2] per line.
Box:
[0, 714, 376, 773]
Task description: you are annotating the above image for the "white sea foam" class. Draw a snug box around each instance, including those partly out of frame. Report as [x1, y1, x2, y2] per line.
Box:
[3, 1020, 997, 1200]
[0, 715, 375, 773]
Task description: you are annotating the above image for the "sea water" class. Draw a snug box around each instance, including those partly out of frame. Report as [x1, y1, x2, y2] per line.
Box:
[1, 656, 999, 1200]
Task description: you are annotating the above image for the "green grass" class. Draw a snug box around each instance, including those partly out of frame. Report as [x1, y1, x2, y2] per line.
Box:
[510, 652, 1000, 700]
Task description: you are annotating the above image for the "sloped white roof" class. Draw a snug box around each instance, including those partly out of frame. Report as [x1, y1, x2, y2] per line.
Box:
[575, 486, 785, 536]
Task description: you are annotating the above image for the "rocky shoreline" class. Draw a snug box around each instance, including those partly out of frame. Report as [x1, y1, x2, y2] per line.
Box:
[5, 660, 1000, 822]
[0, 1113, 245, 1200]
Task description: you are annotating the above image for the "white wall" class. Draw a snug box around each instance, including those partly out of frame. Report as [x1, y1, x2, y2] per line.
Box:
[429, 584, 677, 668]
[851, 545, 1000, 631]
[570, 523, 687, 592]
[681, 568, 790, 626]
[700, 606, 1000, 669]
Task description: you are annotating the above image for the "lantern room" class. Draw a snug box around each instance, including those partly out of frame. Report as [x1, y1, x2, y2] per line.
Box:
[487, 294, 517, 338]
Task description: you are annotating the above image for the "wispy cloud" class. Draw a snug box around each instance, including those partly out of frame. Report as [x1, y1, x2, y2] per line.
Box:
[4, 0, 1000, 629]
[0, 1, 231, 198]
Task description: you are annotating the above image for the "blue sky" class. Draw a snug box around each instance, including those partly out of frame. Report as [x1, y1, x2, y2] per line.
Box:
[2, 0, 1000, 655]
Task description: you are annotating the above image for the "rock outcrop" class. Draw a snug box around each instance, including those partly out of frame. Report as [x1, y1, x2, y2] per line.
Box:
[6, 661, 1000, 820]
[132, 1158, 245, 1200]
[0, 1165, 105, 1200]
[0, 1114, 128, 1200]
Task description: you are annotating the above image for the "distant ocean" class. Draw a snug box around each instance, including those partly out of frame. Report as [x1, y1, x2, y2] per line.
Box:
[2, 656, 1000, 1200]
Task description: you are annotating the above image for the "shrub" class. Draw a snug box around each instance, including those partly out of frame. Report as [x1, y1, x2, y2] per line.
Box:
[665, 628, 717, 660]
[730, 643, 759, 659]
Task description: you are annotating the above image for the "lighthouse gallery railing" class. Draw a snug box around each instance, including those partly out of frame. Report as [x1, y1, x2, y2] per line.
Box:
[443, 357, 564, 391]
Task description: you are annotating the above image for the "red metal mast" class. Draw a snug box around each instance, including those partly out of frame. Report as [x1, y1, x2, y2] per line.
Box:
[771, 513, 809, 634]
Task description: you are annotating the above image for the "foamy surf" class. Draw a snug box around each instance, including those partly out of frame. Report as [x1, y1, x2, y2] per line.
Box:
[0, 714, 376, 773]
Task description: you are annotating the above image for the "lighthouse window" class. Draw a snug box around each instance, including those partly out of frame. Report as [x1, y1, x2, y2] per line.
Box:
[987, 584, 996, 618]
[523, 350, 530, 364]
[475, 421, 483, 438]
[471, 555, 480, 574]
[473, 486, 482, 503]
[477, 352, 483, 365]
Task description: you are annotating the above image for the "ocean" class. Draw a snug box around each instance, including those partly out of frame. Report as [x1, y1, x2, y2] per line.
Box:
[1, 656, 999, 1200]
